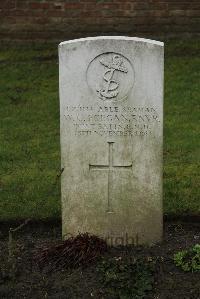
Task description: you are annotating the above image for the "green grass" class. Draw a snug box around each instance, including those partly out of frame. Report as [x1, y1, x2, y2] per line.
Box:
[164, 40, 200, 215]
[0, 40, 199, 220]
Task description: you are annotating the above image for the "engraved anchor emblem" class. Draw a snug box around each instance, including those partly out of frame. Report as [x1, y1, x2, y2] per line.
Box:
[97, 55, 128, 101]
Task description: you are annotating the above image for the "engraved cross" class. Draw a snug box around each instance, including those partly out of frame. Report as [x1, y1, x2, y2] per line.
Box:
[89, 142, 132, 213]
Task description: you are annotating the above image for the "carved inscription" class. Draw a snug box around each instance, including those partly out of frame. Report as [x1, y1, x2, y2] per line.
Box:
[89, 142, 132, 213]
[64, 105, 160, 137]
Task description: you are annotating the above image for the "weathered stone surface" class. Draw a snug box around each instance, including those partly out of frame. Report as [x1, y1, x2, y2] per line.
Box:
[59, 36, 164, 246]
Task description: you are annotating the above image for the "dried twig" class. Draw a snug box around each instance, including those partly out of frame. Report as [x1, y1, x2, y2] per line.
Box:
[8, 219, 31, 260]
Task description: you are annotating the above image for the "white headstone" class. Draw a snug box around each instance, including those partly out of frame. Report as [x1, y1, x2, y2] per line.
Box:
[59, 36, 164, 246]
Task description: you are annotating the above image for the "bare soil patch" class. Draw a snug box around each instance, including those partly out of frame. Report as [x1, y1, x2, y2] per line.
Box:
[0, 221, 200, 298]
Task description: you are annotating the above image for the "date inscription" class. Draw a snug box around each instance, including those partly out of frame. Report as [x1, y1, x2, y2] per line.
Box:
[64, 105, 160, 137]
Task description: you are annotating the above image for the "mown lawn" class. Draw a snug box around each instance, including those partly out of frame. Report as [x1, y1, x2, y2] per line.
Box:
[0, 40, 199, 220]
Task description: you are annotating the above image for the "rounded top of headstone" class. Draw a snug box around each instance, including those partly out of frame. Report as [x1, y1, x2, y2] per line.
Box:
[59, 36, 164, 47]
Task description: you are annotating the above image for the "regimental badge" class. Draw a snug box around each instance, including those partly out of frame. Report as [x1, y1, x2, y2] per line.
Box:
[87, 52, 134, 102]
